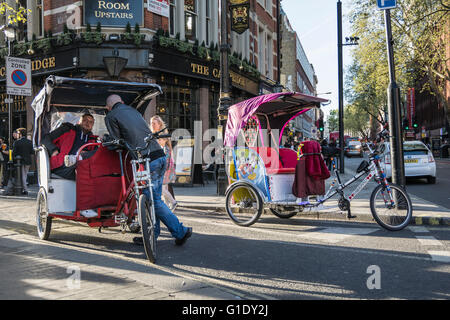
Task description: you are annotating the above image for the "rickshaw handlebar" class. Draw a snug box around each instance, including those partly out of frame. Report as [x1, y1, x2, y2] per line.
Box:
[101, 131, 171, 153]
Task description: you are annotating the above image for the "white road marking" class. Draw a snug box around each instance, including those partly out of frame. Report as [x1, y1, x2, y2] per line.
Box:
[415, 236, 443, 247]
[408, 226, 429, 233]
[427, 251, 450, 263]
[296, 227, 379, 244]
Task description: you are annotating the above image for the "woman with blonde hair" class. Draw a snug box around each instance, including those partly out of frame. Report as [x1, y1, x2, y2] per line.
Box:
[150, 115, 177, 211]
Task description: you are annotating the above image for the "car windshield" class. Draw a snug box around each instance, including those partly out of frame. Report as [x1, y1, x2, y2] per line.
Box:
[404, 143, 428, 156]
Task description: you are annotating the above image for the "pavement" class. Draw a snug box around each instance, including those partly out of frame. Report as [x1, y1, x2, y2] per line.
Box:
[2, 165, 449, 227]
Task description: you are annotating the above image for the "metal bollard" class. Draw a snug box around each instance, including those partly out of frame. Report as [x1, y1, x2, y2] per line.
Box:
[13, 155, 24, 195]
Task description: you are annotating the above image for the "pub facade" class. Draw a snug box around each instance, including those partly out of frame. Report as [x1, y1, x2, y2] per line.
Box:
[0, 0, 281, 141]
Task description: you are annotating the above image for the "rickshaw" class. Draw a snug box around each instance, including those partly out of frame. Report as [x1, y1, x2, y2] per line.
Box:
[32, 76, 164, 263]
[223, 92, 413, 231]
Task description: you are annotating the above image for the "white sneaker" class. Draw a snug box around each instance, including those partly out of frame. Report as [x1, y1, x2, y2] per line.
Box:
[80, 209, 97, 218]
[64, 155, 78, 167]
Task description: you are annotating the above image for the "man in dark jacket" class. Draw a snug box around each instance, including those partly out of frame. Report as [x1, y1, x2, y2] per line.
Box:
[41, 113, 97, 180]
[3, 128, 33, 195]
[105, 94, 192, 246]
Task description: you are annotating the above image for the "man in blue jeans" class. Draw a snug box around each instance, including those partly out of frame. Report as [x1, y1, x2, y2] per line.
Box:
[105, 94, 192, 246]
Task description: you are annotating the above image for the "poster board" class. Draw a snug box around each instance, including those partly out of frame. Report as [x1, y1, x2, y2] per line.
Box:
[174, 138, 194, 185]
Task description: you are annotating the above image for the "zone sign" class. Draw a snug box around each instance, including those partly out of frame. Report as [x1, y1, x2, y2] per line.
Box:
[6, 56, 32, 96]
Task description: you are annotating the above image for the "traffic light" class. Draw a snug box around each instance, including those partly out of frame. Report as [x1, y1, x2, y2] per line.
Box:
[318, 118, 324, 132]
[412, 116, 419, 129]
[402, 118, 409, 130]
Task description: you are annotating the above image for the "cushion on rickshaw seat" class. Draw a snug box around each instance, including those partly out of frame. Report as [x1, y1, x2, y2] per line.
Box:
[76, 146, 125, 211]
[250, 147, 297, 175]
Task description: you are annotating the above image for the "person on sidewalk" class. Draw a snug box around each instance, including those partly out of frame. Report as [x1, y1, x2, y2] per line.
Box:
[105, 94, 192, 246]
[150, 115, 177, 211]
[2, 129, 34, 195]
[0, 137, 9, 188]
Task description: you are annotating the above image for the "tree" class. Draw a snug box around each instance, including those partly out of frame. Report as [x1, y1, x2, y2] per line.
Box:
[0, 1, 30, 25]
[327, 109, 339, 132]
[347, 0, 450, 128]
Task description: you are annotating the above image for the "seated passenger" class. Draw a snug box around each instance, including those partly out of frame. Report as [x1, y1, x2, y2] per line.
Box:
[41, 113, 98, 217]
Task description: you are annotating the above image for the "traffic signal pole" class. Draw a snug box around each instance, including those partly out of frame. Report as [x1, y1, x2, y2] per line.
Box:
[384, 9, 405, 188]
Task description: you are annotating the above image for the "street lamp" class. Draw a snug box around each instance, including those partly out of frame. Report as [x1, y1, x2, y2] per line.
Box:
[216, 0, 231, 195]
[103, 49, 128, 79]
[1, 24, 17, 153]
[337, 1, 359, 174]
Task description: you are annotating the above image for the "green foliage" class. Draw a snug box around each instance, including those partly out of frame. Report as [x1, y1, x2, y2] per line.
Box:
[346, 0, 450, 132]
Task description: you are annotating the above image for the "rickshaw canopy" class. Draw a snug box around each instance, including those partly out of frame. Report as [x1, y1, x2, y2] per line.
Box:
[31, 76, 162, 146]
[224, 92, 328, 147]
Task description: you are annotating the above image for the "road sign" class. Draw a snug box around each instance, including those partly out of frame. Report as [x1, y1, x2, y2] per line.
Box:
[6, 56, 32, 96]
[377, 0, 397, 10]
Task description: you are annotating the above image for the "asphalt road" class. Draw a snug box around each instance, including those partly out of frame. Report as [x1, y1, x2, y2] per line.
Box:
[343, 156, 450, 210]
[1, 198, 449, 300]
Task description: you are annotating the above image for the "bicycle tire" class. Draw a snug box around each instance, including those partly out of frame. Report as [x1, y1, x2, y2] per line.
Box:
[225, 183, 263, 227]
[370, 183, 413, 231]
[36, 187, 52, 240]
[138, 194, 157, 263]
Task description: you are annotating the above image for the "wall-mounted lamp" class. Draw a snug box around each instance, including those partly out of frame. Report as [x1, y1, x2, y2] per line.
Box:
[103, 49, 128, 79]
[72, 56, 78, 67]
[148, 52, 154, 64]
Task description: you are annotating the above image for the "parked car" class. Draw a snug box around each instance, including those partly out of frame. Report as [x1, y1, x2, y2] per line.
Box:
[345, 140, 363, 157]
[381, 140, 436, 184]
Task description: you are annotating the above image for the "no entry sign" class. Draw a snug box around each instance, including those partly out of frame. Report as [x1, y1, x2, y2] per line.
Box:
[6, 56, 32, 96]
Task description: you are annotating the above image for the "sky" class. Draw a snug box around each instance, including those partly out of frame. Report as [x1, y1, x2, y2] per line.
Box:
[280, 0, 355, 118]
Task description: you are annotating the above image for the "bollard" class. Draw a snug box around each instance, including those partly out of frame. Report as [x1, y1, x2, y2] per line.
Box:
[13, 155, 24, 195]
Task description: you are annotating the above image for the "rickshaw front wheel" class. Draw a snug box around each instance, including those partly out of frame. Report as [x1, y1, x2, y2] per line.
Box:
[36, 187, 52, 240]
[138, 194, 157, 263]
[225, 183, 263, 227]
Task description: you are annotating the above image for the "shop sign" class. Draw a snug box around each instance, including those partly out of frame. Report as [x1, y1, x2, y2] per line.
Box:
[0, 50, 77, 79]
[84, 0, 143, 27]
[230, 0, 250, 34]
[147, 0, 169, 18]
[174, 138, 195, 185]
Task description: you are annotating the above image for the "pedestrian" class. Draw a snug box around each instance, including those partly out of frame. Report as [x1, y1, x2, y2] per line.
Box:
[150, 115, 177, 211]
[104, 94, 192, 246]
[0, 136, 9, 187]
[2, 128, 33, 195]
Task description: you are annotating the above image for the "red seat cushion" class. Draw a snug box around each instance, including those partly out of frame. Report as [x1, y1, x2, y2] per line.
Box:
[278, 148, 298, 169]
[76, 146, 125, 211]
[250, 147, 297, 174]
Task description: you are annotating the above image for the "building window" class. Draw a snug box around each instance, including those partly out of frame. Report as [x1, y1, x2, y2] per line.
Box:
[37, 0, 44, 37]
[266, 34, 273, 79]
[184, 0, 197, 41]
[206, 0, 211, 45]
[258, 27, 264, 75]
[169, 0, 176, 36]
[157, 85, 198, 133]
[16, 0, 27, 41]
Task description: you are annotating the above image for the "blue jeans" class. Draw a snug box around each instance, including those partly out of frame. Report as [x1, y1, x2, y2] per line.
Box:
[142, 156, 187, 240]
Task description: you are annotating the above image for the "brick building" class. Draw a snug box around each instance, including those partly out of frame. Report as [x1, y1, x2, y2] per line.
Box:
[279, 7, 318, 141]
[0, 0, 282, 140]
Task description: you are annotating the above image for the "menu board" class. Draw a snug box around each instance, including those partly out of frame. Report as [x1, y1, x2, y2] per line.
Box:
[174, 138, 194, 185]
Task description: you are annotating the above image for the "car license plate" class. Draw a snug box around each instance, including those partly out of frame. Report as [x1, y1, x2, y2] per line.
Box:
[405, 159, 418, 163]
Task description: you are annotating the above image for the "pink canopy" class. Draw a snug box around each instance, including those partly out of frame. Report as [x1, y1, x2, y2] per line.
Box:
[224, 92, 328, 147]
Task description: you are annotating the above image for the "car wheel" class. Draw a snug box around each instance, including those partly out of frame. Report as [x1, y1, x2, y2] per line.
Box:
[427, 176, 436, 184]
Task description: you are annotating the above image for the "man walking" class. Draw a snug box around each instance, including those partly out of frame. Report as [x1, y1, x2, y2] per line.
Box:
[104, 94, 192, 246]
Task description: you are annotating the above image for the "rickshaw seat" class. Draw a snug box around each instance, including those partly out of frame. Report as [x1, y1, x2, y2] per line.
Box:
[76, 145, 125, 211]
[250, 147, 297, 175]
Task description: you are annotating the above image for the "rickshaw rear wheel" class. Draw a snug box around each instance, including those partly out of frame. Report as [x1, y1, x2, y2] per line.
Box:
[138, 194, 157, 263]
[270, 208, 298, 219]
[225, 183, 263, 227]
[36, 188, 52, 240]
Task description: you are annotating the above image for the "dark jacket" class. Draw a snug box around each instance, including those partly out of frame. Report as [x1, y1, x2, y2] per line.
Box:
[41, 123, 97, 170]
[105, 103, 165, 161]
[13, 137, 33, 166]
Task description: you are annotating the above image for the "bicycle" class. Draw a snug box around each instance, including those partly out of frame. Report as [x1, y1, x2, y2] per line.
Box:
[316, 128, 413, 231]
[102, 129, 171, 263]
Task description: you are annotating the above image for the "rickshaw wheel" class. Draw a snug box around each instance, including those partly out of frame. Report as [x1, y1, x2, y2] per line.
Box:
[138, 194, 157, 263]
[225, 183, 263, 227]
[270, 208, 298, 219]
[36, 188, 52, 240]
